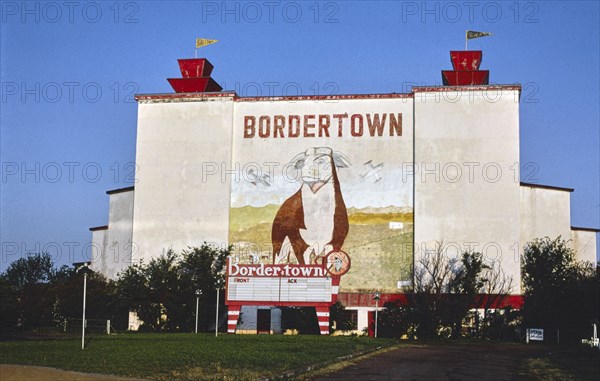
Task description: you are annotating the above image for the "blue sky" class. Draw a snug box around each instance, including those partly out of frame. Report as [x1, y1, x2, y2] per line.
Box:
[1, 1, 599, 270]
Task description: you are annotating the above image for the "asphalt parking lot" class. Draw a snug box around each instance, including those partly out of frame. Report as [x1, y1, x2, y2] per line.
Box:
[313, 343, 544, 381]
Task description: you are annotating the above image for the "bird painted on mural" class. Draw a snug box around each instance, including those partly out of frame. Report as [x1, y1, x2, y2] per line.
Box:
[247, 169, 270, 187]
[360, 160, 384, 183]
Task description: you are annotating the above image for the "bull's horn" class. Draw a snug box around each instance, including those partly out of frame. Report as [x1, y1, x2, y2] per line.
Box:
[289, 152, 307, 169]
[332, 151, 351, 168]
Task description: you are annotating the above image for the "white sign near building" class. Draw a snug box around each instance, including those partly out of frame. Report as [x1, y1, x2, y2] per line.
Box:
[528, 328, 544, 341]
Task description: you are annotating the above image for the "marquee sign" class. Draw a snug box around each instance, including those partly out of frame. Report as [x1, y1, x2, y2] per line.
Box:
[225, 258, 340, 306]
[225, 257, 342, 335]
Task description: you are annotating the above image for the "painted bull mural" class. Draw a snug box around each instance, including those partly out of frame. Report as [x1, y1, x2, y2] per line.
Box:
[272, 147, 351, 265]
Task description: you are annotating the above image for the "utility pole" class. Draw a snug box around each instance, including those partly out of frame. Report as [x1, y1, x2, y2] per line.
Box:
[74, 261, 92, 350]
[374, 291, 380, 338]
[195, 289, 202, 334]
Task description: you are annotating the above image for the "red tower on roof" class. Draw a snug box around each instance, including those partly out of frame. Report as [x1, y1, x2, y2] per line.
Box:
[167, 58, 223, 93]
[442, 51, 489, 86]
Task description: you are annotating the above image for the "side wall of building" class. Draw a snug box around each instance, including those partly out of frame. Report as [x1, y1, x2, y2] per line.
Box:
[571, 229, 598, 264]
[131, 98, 235, 262]
[520, 185, 572, 247]
[413, 88, 522, 291]
[105, 190, 135, 279]
[519, 186, 599, 264]
[89, 190, 134, 279]
[90, 228, 108, 274]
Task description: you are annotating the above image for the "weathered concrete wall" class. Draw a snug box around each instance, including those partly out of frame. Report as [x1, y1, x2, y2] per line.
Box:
[105, 190, 135, 279]
[520, 185, 572, 248]
[571, 229, 598, 264]
[90, 228, 108, 274]
[89, 189, 134, 279]
[413, 87, 522, 291]
[132, 97, 235, 262]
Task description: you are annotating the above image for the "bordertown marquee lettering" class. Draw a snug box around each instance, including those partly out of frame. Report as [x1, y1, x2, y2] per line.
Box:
[243, 113, 403, 138]
[226, 259, 336, 303]
[228, 261, 326, 278]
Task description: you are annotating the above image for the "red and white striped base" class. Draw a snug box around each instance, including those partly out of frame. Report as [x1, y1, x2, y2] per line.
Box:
[227, 305, 241, 334]
[316, 306, 330, 335]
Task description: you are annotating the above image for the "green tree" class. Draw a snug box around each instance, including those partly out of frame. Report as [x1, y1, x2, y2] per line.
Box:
[50, 267, 124, 329]
[379, 244, 491, 340]
[0, 274, 19, 324]
[2, 253, 57, 328]
[180, 244, 229, 293]
[2, 253, 128, 331]
[329, 301, 354, 333]
[281, 307, 320, 334]
[522, 236, 599, 330]
[447, 251, 488, 338]
[116, 244, 230, 332]
[3, 253, 55, 289]
[475, 262, 515, 340]
[116, 261, 155, 330]
[116, 255, 171, 331]
[179, 244, 230, 332]
[378, 300, 414, 339]
[146, 250, 182, 331]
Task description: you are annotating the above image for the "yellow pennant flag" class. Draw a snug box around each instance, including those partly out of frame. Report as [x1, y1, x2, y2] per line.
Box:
[196, 38, 219, 49]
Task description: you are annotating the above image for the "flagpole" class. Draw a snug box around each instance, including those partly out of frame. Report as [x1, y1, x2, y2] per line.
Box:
[465, 30, 468, 50]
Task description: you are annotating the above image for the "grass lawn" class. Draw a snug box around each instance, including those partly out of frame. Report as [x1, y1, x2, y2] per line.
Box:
[0, 333, 394, 380]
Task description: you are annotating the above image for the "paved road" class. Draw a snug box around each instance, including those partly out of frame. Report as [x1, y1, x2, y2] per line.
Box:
[313, 343, 542, 381]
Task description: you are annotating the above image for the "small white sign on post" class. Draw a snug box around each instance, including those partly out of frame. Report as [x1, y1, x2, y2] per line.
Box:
[581, 323, 599, 349]
[529, 328, 544, 341]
